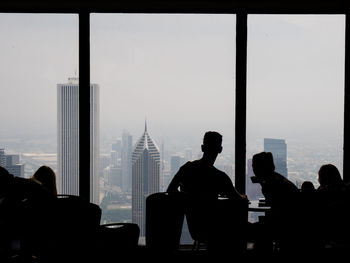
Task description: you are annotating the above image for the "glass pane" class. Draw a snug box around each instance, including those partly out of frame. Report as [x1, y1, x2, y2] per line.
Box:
[0, 14, 78, 194]
[246, 15, 345, 209]
[91, 13, 236, 244]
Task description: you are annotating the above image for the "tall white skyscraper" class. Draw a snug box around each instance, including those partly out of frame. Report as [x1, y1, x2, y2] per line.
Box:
[132, 122, 160, 237]
[57, 77, 100, 204]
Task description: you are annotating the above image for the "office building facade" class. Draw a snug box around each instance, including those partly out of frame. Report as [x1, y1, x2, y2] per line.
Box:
[57, 77, 100, 204]
[0, 149, 24, 178]
[264, 138, 288, 178]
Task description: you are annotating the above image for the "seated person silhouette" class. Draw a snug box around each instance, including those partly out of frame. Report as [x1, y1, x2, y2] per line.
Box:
[252, 151, 298, 210]
[31, 165, 58, 195]
[251, 152, 299, 252]
[301, 180, 315, 192]
[0, 166, 56, 259]
[167, 131, 246, 200]
[315, 164, 349, 244]
[166, 131, 247, 254]
[317, 164, 345, 193]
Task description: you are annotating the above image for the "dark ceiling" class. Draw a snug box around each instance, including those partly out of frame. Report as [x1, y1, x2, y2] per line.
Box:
[0, 0, 349, 14]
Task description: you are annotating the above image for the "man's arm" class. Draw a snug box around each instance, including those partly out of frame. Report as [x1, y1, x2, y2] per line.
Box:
[166, 166, 184, 192]
[220, 172, 248, 200]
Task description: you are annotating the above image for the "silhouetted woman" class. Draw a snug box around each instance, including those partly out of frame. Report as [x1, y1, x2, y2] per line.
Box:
[31, 165, 57, 195]
[317, 164, 344, 191]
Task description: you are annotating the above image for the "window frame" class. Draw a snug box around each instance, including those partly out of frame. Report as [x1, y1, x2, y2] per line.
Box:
[0, 0, 349, 201]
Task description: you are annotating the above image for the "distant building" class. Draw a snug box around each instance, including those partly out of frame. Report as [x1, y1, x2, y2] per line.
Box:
[6, 164, 25, 178]
[246, 158, 263, 201]
[108, 166, 122, 188]
[121, 131, 133, 192]
[112, 139, 122, 159]
[110, 150, 118, 168]
[168, 154, 185, 190]
[184, 148, 193, 162]
[264, 138, 288, 178]
[5, 154, 20, 166]
[170, 155, 182, 177]
[0, 149, 5, 167]
[57, 77, 100, 204]
[0, 149, 24, 177]
[132, 122, 160, 237]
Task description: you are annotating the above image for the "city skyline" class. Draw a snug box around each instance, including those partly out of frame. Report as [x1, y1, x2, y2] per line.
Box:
[0, 14, 346, 224]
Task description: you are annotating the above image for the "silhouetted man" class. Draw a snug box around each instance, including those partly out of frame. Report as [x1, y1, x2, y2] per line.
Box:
[252, 151, 298, 209]
[251, 152, 299, 253]
[167, 131, 246, 200]
[167, 131, 247, 256]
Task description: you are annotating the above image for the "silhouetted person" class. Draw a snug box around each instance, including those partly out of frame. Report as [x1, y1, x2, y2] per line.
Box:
[301, 180, 315, 192]
[317, 164, 345, 192]
[315, 164, 349, 245]
[316, 164, 347, 216]
[167, 131, 247, 256]
[31, 165, 57, 195]
[167, 131, 246, 200]
[0, 166, 56, 260]
[252, 152, 298, 209]
[250, 152, 299, 253]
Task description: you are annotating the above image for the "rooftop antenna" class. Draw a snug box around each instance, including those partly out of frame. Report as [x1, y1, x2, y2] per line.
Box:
[145, 117, 147, 132]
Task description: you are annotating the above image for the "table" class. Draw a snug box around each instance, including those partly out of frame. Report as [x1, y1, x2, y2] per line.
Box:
[248, 200, 271, 224]
[248, 200, 271, 212]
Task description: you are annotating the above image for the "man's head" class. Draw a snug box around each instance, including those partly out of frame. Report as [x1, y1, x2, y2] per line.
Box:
[252, 152, 275, 178]
[201, 131, 223, 156]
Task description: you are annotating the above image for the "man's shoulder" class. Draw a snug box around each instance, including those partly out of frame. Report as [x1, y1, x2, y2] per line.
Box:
[213, 166, 227, 175]
[182, 160, 199, 168]
[274, 172, 298, 190]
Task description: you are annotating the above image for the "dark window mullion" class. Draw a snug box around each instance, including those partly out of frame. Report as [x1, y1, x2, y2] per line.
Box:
[235, 13, 248, 194]
[344, 14, 350, 183]
[79, 11, 91, 200]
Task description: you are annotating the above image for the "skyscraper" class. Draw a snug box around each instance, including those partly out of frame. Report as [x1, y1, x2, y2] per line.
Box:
[264, 138, 288, 178]
[121, 131, 133, 192]
[170, 155, 182, 178]
[0, 149, 24, 178]
[246, 158, 263, 201]
[0, 149, 5, 167]
[132, 122, 160, 237]
[57, 77, 100, 204]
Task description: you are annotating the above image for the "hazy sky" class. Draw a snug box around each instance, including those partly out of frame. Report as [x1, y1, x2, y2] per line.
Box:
[0, 13, 345, 153]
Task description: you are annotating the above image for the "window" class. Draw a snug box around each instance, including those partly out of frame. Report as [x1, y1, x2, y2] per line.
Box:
[91, 13, 236, 243]
[0, 14, 78, 187]
[246, 15, 345, 203]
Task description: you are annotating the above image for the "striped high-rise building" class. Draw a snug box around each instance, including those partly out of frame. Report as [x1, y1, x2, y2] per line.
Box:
[132, 122, 160, 237]
[57, 77, 100, 204]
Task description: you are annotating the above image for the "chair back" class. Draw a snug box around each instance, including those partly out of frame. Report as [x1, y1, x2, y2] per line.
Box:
[146, 192, 186, 251]
[185, 195, 248, 253]
[44, 195, 102, 261]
